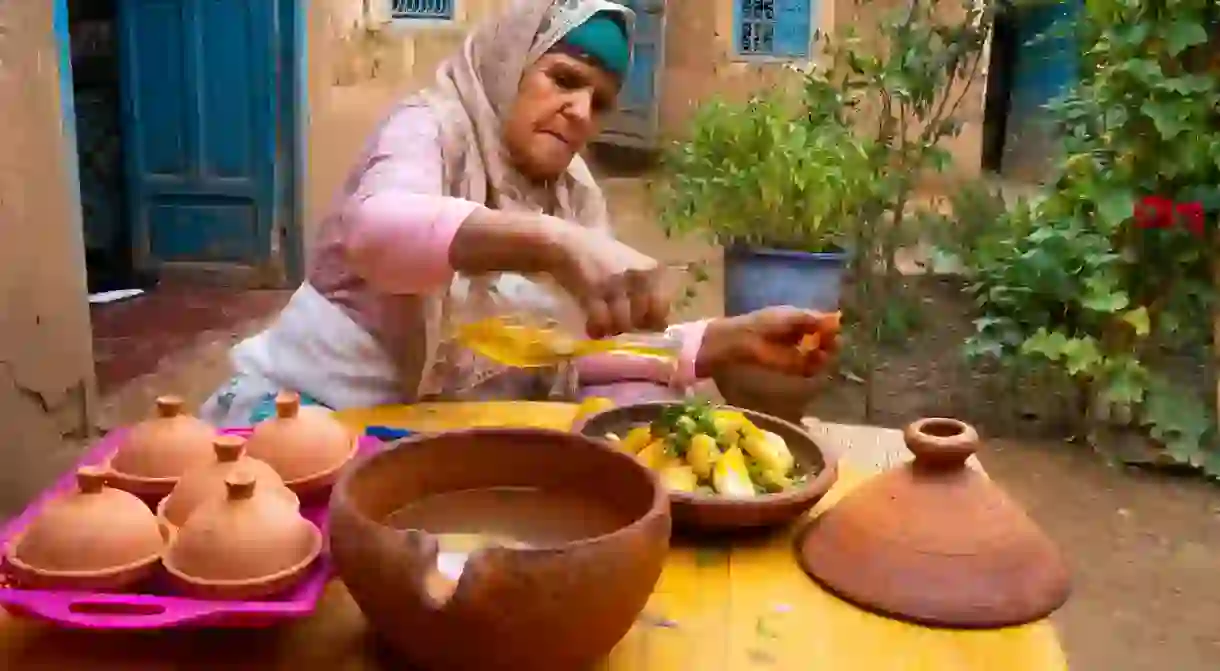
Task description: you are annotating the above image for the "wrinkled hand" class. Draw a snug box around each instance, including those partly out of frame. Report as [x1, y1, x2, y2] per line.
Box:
[698, 306, 841, 377]
[544, 219, 669, 338]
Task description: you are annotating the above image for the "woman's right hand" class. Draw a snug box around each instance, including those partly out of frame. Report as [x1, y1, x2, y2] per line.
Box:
[542, 218, 669, 339]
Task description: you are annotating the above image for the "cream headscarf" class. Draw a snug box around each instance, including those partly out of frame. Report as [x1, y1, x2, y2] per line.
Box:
[396, 0, 636, 399]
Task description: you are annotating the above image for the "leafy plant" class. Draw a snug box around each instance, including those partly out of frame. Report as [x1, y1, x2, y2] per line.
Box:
[656, 90, 873, 253]
[949, 0, 1220, 475]
[816, 0, 997, 417]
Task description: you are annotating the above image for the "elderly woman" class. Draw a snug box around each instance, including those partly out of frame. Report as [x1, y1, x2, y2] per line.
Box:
[199, 0, 838, 427]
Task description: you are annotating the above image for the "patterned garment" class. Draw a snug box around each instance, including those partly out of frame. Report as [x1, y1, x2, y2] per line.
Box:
[306, 0, 636, 402]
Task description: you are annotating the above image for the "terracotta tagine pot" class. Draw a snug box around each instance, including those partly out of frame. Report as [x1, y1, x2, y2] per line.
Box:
[163, 470, 323, 600]
[105, 395, 218, 498]
[329, 428, 671, 670]
[157, 435, 299, 529]
[5, 467, 170, 591]
[795, 418, 1071, 629]
[243, 392, 357, 497]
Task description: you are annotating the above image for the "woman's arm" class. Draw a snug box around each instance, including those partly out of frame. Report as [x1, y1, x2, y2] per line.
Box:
[343, 106, 565, 294]
[574, 308, 839, 389]
[574, 319, 711, 389]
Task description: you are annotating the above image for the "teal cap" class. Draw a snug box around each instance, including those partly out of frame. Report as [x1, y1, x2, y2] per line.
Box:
[559, 13, 631, 78]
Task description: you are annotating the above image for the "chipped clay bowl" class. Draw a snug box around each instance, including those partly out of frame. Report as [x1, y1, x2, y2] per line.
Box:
[575, 402, 839, 532]
[328, 428, 671, 670]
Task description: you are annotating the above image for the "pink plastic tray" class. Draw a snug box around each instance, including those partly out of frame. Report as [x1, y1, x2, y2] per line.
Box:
[0, 428, 381, 630]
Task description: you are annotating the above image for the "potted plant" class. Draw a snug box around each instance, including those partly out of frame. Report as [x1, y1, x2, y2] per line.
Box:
[656, 82, 874, 316]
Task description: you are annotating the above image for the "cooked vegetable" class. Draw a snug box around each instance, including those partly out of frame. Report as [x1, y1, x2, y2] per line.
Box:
[712, 409, 748, 436]
[636, 440, 674, 470]
[686, 433, 721, 479]
[741, 428, 795, 475]
[755, 466, 793, 492]
[607, 398, 810, 498]
[713, 447, 756, 498]
[659, 465, 698, 493]
[619, 425, 654, 455]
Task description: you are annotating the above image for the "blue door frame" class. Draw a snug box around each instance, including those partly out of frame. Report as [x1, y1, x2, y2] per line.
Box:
[66, 0, 305, 286]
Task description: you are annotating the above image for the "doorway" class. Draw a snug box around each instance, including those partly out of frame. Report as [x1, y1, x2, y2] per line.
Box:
[979, 0, 1081, 181]
[62, 0, 303, 392]
[69, 0, 143, 294]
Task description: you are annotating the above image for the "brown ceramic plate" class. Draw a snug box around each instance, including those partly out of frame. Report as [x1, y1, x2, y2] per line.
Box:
[574, 402, 838, 532]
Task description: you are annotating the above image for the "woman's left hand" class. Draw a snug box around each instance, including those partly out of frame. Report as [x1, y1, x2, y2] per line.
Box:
[695, 307, 841, 378]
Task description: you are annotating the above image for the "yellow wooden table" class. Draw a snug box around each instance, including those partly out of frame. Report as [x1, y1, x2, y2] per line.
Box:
[338, 403, 1069, 670]
[0, 403, 1067, 670]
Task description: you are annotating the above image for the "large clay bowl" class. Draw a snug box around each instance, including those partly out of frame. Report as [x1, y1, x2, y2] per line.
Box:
[575, 402, 839, 532]
[328, 428, 671, 670]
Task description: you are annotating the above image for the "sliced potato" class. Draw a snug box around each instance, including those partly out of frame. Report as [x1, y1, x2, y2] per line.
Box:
[741, 429, 794, 475]
[636, 440, 674, 471]
[686, 433, 721, 479]
[619, 425, 654, 454]
[713, 446, 756, 498]
[712, 409, 748, 435]
[659, 465, 698, 493]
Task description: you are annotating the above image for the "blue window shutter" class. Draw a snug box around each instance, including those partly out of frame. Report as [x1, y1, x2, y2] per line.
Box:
[392, 0, 454, 20]
[772, 0, 813, 58]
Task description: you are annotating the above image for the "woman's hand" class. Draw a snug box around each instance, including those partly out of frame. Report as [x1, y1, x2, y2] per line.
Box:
[696, 307, 841, 378]
[450, 209, 668, 337]
[542, 218, 669, 338]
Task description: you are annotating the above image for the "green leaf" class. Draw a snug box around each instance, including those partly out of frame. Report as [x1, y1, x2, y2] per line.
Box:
[1020, 328, 1071, 362]
[1141, 100, 1190, 140]
[1061, 337, 1103, 376]
[1082, 287, 1129, 314]
[1162, 20, 1209, 57]
[1094, 189, 1134, 229]
[1122, 307, 1151, 337]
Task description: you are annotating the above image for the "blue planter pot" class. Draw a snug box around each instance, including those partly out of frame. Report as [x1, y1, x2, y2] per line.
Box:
[723, 245, 849, 317]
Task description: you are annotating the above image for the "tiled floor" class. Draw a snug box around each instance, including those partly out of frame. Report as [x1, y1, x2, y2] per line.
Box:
[90, 285, 290, 393]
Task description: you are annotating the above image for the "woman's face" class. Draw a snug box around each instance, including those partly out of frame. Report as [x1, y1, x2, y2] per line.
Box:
[503, 52, 620, 182]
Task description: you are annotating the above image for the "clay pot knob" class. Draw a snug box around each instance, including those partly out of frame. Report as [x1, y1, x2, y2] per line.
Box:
[902, 418, 978, 469]
[225, 471, 258, 501]
[155, 396, 185, 418]
[275, 392, 301, 419]
[213, 435, 246, 463]
[75, 467, 108, 494]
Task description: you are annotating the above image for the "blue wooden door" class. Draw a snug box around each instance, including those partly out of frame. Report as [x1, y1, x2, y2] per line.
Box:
[600, 0, 664, 148]
[117, 0, 279, 273]
[1003, 0, 1079, 176]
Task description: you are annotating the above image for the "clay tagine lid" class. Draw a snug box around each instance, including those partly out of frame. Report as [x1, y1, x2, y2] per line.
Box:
[795, 418, 1070, 629]
[163, 470, 322, 599]
[9, 467, 166, 578]
[109, 396, 217, 487]
[243, 392, 356, 493]
[158, 435, 299, 529]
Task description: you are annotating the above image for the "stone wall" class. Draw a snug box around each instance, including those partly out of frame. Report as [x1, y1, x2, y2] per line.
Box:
[0, 0, 98, 513]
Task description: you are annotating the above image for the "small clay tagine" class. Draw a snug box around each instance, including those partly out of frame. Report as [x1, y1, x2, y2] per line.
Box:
[243, 392, 357, 496]
[106, 395, 218, 498]
[795, 418, 1071, 629]
[6, 467, 169, 591]
[157, 435, 299, 529]
[163, 470, 322, 600]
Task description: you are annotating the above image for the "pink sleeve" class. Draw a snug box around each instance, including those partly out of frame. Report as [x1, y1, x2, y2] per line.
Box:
[574, 319, 711, 389]
[342, 106, 480, 295]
